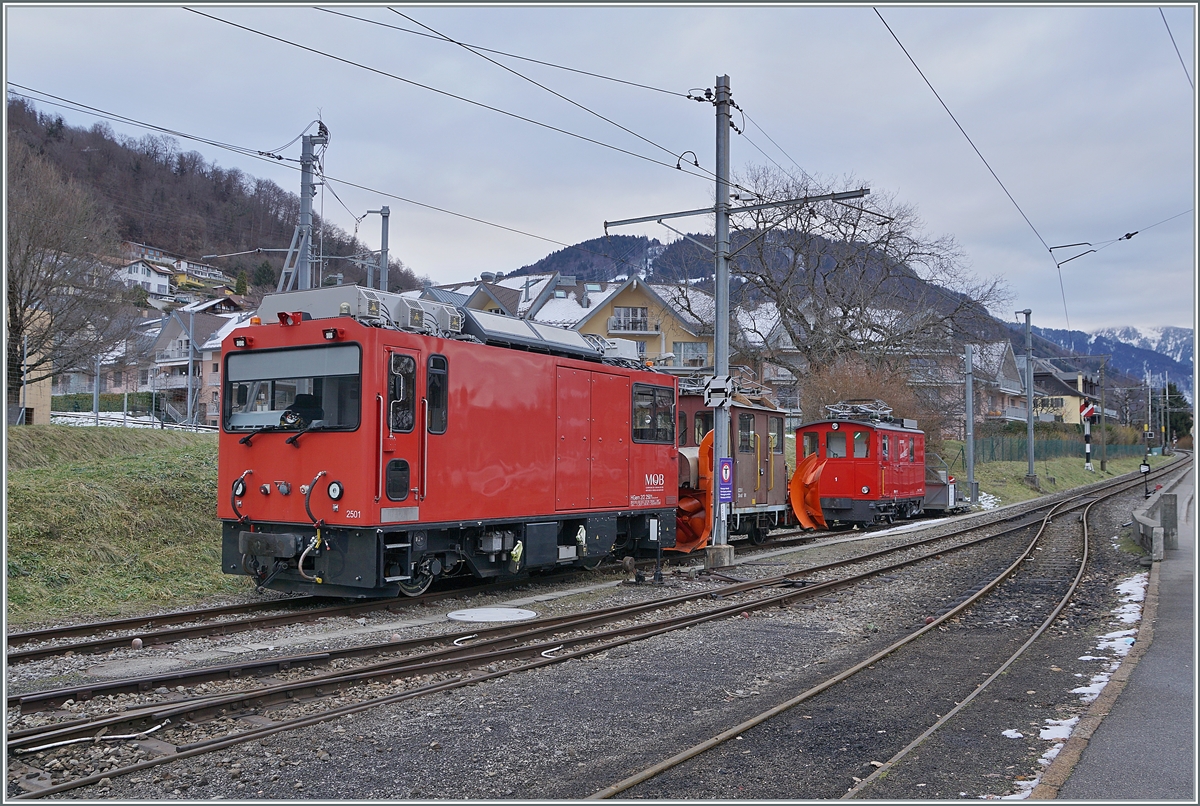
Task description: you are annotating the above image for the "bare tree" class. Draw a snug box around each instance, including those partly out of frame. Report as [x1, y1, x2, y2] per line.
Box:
[728, 167, 1009, 374]
[6, 137, 135, 403]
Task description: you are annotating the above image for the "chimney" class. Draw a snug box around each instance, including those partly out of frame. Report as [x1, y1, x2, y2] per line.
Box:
[523, 278, 531, 302]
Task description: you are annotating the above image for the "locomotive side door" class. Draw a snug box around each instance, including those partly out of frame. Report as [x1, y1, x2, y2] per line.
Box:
[380, 348, 422, 516]
[590, 372, 630, 508]
[765, 414, 786, 506]
[734, 410, 758, 507]
[556, 367, 592, 510]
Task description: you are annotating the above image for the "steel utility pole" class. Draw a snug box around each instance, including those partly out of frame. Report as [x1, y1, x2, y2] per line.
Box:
[602, 74, 868, 567]
[1018, 309, 1036, 486]
[712, 75, 732, 550]
[1099, 359, 1107, 471]
[964, 344, 977, 505]
[365, 206, 391, 291]
[277, 124, 330, 292]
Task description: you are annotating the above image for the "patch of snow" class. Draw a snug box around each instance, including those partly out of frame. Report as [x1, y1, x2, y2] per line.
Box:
[1039, 716, 1079, 741]
[1001, 729, 1024, 739]
[978, 492, 1002, 510]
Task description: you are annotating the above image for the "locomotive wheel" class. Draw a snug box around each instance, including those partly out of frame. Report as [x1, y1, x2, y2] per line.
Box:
[397, 573, 433, 597]
[747, 525, 767, 545]
[580, 554, 605, 570]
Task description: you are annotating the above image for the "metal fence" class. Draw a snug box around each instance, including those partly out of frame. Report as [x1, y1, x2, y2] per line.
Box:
[971, 437, 1147, 463]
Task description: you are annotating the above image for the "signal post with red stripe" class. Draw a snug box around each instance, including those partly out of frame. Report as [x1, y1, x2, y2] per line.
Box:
[1081, 399, 1096, 471]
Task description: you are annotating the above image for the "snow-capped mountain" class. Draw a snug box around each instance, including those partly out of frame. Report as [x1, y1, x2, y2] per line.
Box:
[1092, 326, 1193, 368]
[1033, 325, 1193, 401]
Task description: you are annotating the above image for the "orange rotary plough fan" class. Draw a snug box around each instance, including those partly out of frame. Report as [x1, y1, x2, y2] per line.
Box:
[675, 433, 826, 553]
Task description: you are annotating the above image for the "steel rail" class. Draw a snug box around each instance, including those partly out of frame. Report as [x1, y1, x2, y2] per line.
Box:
[586, 463, 1177, 799]
[10, 460, 1184, 797]
[841, 492, 1103, 797]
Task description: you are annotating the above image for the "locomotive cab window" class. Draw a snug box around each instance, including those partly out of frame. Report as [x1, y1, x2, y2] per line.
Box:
[827, 431, 847, 458]
[632, 384, 674, 443]
[769, 416, 784, 454]
[426, 355, 448, 435]
[678, 411, 687, 447]
[881, 434, 890, 460]
[853, 430, 870, 458]
[385, 459, 411, 501]
[389, 353, 416, 433]
[899, 436, 910, 461]
[224, 344, 361, 431]
[738, 414, 755, 453]
[909, 437, 916, 462]
[694, 410, 714, 445]
[802, 431, 819, 458]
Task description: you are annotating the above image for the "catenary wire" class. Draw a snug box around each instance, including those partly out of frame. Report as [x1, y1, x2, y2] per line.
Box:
[315, 7, 685, 98]
[873, 7, 1071, 335]
[7, 88, 647, 277]
[388, 9, 707, 175]
[1159, 7, 1194, 90]
[183, 8, 713, 184]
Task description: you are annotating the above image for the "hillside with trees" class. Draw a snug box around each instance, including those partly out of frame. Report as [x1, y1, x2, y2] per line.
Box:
[6, 98, 421, 292]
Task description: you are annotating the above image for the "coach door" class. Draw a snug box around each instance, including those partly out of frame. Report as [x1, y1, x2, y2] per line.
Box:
[379, 348, 422, 520]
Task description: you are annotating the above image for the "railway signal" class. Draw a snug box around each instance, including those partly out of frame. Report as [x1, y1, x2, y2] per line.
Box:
[1081, 399, 1095, 471]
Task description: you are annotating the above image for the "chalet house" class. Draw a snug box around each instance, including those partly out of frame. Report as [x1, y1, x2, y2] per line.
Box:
[117, 259, 175, 299]
[1027, 357, 1100, 424]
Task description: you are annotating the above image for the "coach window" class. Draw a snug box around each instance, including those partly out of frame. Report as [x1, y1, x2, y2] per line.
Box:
[853, 430, 870, 458]
[694, 410, 714, 445]
[678, 411, 688, 447]
[769, 416, 784, 454]
[426, 355, 448, 434]
[738, 414, 755, 453]
[881, 434, 889, 460]
[389, 353, 416, 433]
[802, 431, 819, 458]
[827, 431, 847, 458]
[632, 384, 675, 443]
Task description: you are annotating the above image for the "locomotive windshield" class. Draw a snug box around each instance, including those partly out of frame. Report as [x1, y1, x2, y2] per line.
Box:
[224, 344, 361, 431]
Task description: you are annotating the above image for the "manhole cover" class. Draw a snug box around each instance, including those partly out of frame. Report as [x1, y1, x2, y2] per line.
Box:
[447, 607, 538, 623]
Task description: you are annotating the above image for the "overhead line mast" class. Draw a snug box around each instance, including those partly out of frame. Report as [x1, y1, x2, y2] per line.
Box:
[605, 74, 867, 564]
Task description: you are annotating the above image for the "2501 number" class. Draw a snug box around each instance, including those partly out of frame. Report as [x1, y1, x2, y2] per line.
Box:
[344, 510, 362, 519]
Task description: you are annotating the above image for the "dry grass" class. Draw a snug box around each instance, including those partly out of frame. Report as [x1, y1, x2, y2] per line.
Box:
[5, 426, 249, 625]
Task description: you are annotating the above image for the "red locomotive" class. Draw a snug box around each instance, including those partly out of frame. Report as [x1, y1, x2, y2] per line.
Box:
[218, 286, 678, 598]
[791, 400, 958, 527]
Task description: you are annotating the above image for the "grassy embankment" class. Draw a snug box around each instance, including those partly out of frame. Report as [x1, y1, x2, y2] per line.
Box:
[939, 438, 1176, 506]
[5, 427, 1178, 626]
[6, 426, 249, 626]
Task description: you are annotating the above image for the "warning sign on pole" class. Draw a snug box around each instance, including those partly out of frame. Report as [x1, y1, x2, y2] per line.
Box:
[1080, 400, 1095, 419]
[717, 457, 733, 503]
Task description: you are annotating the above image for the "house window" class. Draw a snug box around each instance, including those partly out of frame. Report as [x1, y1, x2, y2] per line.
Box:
[672, 341, 708, 367]
[213, 363, 219, 373]
[554, 289, 566, 298]
[738, 414, 755, 453]
[612, 306, 649, 332]
[140, 370, 149, 385]
[634, 341, 646, 357]
[111, 371, 122, 387]
[585, 283, 602, 292]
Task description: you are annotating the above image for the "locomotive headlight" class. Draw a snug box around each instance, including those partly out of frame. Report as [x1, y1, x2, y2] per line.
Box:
[328, 480, 344, 500]
[232, 478, 247, 497]
[861, 485, 870, 494]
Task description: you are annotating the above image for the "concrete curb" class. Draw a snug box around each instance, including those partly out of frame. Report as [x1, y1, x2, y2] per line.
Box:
[1029, 555, 1161, 799]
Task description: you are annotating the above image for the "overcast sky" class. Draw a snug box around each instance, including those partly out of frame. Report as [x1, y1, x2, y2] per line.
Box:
[5, 4, 1196, 333]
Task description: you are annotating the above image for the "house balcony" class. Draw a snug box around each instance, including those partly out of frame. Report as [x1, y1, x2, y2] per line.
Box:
[152, 375, 199, 391]
[155, 347, 195, 363]
[607, 316, 660, 334]
[985, 406, 1030, 422]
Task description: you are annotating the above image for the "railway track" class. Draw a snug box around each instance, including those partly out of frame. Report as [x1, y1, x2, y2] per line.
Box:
[587, 462, 1182, 799]
[7, 459, 1184, 798]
